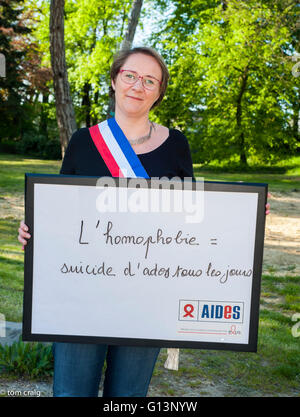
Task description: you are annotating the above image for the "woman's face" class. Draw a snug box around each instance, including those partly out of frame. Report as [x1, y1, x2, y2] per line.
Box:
[111, 53, 162, 117]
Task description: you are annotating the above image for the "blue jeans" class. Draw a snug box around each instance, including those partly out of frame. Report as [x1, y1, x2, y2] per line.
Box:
[52, 342, 160, 397]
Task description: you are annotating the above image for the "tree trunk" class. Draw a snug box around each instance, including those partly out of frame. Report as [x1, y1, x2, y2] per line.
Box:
[91, 90, 99, 125]
[40, 93, 49, 139]
[82, 82, 91, 128]
[50, 0, 76, 158]
[120, 0, 143, 51]
[292, 96, 300, 145]
[236, 65, 249, 165]
[107, 0, 143, 117]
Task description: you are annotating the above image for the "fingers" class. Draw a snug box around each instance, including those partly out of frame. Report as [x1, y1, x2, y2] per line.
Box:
[18, 220, 31, 248]
[18, 233, 29, 246]
[18, 226, 31, 239]
[20, 220, 28, 231]
[265, 192, 271, 215]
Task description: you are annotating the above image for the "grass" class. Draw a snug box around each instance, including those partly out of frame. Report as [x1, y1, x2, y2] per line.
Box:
[0, 154, 61, 321]
[193, 155, 300, 192]
[0, 217, 25, 322]
[0, 153, 61, 197]
[0, 152, 299, 396]
[1, 153, 299, 195]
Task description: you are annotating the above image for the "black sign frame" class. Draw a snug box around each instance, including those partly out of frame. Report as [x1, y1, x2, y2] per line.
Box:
[23, 174, 267, 352]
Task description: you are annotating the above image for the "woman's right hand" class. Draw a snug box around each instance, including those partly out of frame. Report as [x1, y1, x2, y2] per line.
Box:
[18, 220, 31, 250]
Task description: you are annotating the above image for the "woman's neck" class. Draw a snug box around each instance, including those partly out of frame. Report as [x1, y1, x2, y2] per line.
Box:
[114, 110, 150, 140]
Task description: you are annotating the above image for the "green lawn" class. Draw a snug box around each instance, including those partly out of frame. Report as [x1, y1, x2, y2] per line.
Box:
[193, 156, 300, 192]
[0, 153, 61, 196]
[0, 154, 61, 321]
[0, 152, 299, 396]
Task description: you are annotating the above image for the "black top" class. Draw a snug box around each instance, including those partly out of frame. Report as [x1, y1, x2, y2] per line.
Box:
[60, 126, 195, 180]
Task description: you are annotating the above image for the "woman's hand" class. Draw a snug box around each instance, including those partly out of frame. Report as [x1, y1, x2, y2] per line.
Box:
[266, 192, 271, 215]
[18, 220, 31, 250]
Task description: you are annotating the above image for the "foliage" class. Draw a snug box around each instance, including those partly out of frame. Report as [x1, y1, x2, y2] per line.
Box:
[0, 99, 60, 158]
[15, 131, 61, 159]
[0, 0, 31, 140]
[149, 0, 300, 164]
[29, 0, 134, 127]
[0, 0, 54, 152]
[1, 0, 299, 164]
[0, 337, 53, 379]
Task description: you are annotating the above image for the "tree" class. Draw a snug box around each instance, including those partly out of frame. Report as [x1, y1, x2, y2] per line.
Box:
[120, 0, 143, 50]
[50, 0, 76, 157]
[27, 0, 142, 137]
[0, 0, 31, 141]
[149, 0, 299, 165]
[107, 0, 144, 116]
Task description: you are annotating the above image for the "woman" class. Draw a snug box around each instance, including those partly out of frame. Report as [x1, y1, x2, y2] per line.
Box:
[18, 46, 271, 396]
[18, 47, 195, 397]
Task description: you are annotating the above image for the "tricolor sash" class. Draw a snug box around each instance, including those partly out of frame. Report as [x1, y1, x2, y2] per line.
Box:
[89, 118, 149, 179]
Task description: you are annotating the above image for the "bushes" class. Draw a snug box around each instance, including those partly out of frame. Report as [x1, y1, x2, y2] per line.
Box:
[0, 337, 53, 379]
[0, 131, 61, 160]
[15, 132, 61, 160]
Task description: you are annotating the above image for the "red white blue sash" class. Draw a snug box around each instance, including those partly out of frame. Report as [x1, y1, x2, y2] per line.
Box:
[89, 118, 149, 178]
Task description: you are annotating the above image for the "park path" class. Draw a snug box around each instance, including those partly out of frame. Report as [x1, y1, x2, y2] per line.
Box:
[263, 191, 300, 276]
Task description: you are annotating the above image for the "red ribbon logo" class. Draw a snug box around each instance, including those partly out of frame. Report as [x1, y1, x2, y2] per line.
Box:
[183, 304, 194, 318]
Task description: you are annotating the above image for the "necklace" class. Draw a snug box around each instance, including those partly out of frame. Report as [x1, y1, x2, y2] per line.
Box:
[128, 122, 154, 145]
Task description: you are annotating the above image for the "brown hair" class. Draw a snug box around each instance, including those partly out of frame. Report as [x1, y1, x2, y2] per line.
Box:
[109, 46, 169, 109]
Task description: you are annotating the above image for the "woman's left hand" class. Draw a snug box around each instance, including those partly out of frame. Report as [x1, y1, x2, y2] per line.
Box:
[266, 192, 271, 215]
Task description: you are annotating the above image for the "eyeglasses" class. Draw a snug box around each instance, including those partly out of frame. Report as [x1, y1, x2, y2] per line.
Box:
[119, 69, 161, 91]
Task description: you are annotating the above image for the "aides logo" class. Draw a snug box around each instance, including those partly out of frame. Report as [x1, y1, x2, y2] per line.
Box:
[179, 300, 244, 324]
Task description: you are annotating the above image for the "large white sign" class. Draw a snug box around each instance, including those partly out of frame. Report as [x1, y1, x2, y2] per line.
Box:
[23, 175, 267, 351]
